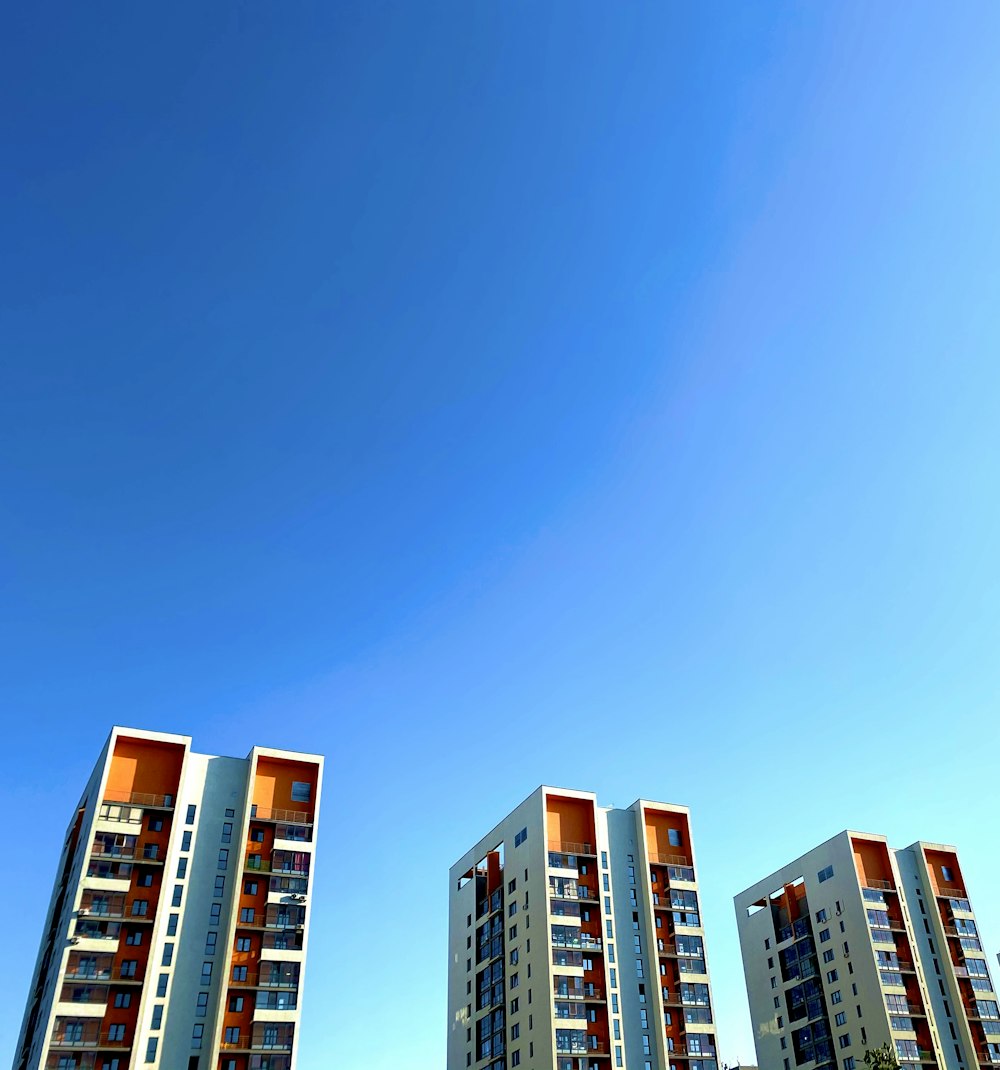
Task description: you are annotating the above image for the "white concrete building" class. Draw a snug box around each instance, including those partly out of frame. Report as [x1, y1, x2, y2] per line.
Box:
[735, 831, 999, 1070]
[448, 786, 721, 1070]
[14, 726, 323, 1070]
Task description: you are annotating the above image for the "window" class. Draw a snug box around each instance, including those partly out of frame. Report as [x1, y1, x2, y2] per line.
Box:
[156, 974, 168, 997]
[162, 944, 174, 967]
[201, 961, 213, 984]
[225, 808, 235, 818]
[108, 1024, 125, 1041]
[233, 966, 248, 982]
[222, 822, 233, 844]
[113, 992, 132, 1008]
[130, 899, 148, 916]
[836, 1012, 847, 1026]
[177, 858, 188, 879]
[224, 1027, 240, 1044]
[828, 970, 839, 983]
[139, 873, 154, 888]
[844, 1060, 856, 1070]
[818, 865, 834, 883]
[668, 828, 682, 848]
[820, 929, 831, 943]
[214, 876, 225, 898]
[167, 913, 178, 936]
[186, 805, 197, 824]
[218, 849, 229, 870]
[210, 904, 222, 923]
[196, 992, 209, 1017]
[172, 885, 183, 907]
[229, 996, 245, 1012]
[508, 903, 517, 917]
[514, 828, 527, 847]
[942, 865, 955, 883]
[511, 1052, 520, 1066]
[145, 1038, 158, 1063]
[151, 1004, 163, 1029]
[816, 909, 828, 923]
[236, 937, 252, 952]
[824, 950, 835, 963]
[251, 829, 265, 843]
[240, 907, 255, 924]
[510, 998, 519, 1014]
[120, 960, 137, 977]
[510, 973, 519, 989]
[839, 1034, 852, 1049]
[290, 781, 311, 803]
[192, 1025, 204, 1049]
[126, 931, 143, 946]
[182, 831, 192, 851]
[244, 880, 258, 895]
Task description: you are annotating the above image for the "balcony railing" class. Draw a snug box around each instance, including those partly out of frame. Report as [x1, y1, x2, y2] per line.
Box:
[252, 805, 312, 825]
[938, 887, 967, 899]
[50, 1031, 130, 1049]
[548, 841, 596, 856]
[555, 1042, 609, 1055]
[102, 790, 175, 809]
[866, 879, 895, 891]
[230, 974, 300, 989]
[649, 852, 690, 868]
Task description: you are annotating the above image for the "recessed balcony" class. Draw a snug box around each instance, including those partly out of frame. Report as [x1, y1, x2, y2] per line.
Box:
[102, 790, 175, 810]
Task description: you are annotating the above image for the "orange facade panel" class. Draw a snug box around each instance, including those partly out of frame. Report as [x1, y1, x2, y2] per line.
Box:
[923, 848, 965, 895]
[545, 795, 596, 852]
[106, 736, 185, 801]
[851, 836, 894, 889]
[644, 809, 691, 866]
[251, 757, 319, 818]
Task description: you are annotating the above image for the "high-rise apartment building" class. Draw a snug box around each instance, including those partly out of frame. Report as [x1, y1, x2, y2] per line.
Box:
[447, 786, 720, 1070]
[14, 726, 323, 1070]
[735, 831, 999, 1070]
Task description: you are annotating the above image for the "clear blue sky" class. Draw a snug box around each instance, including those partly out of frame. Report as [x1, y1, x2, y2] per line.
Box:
[3, 3, 1000, 1066]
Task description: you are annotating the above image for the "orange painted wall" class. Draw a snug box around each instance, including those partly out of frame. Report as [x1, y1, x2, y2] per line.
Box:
[251, 757, 318, 817]
[105, 737, 184, 800]
[924, 848, 964, 894]
[852, 838, 892, 887]
[545, 796, 595, 849]
[644, 810, 691, 865]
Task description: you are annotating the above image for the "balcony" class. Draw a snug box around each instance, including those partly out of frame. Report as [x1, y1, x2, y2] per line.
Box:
[937, 887, 967, 900]
[50, 1030, 130, 1050]
[102, 790, 175, 810]
[649, 852, 690, 868]
[549, 841, 596, 856]
[866, 879, 895, 891]
[554, 988, 605, 1001]
[555, 1042, 610, 1056]
[231, 973, 300, 990]
[252, 805, 313, 825]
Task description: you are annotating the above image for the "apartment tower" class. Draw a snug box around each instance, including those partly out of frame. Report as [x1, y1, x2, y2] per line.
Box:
[14, 726, 323, 1070]
[447, 786, 720, 1070]
[734, 831, 998, 1070]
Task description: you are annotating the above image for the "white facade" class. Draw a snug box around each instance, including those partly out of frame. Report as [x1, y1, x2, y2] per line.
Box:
[13, 726, 322, 1070]
[735, 830, 999, 1070]
[448, 786, 720, 1070]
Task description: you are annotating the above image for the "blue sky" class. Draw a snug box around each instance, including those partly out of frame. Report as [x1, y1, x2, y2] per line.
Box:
[3, 3, 1000, 1066]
